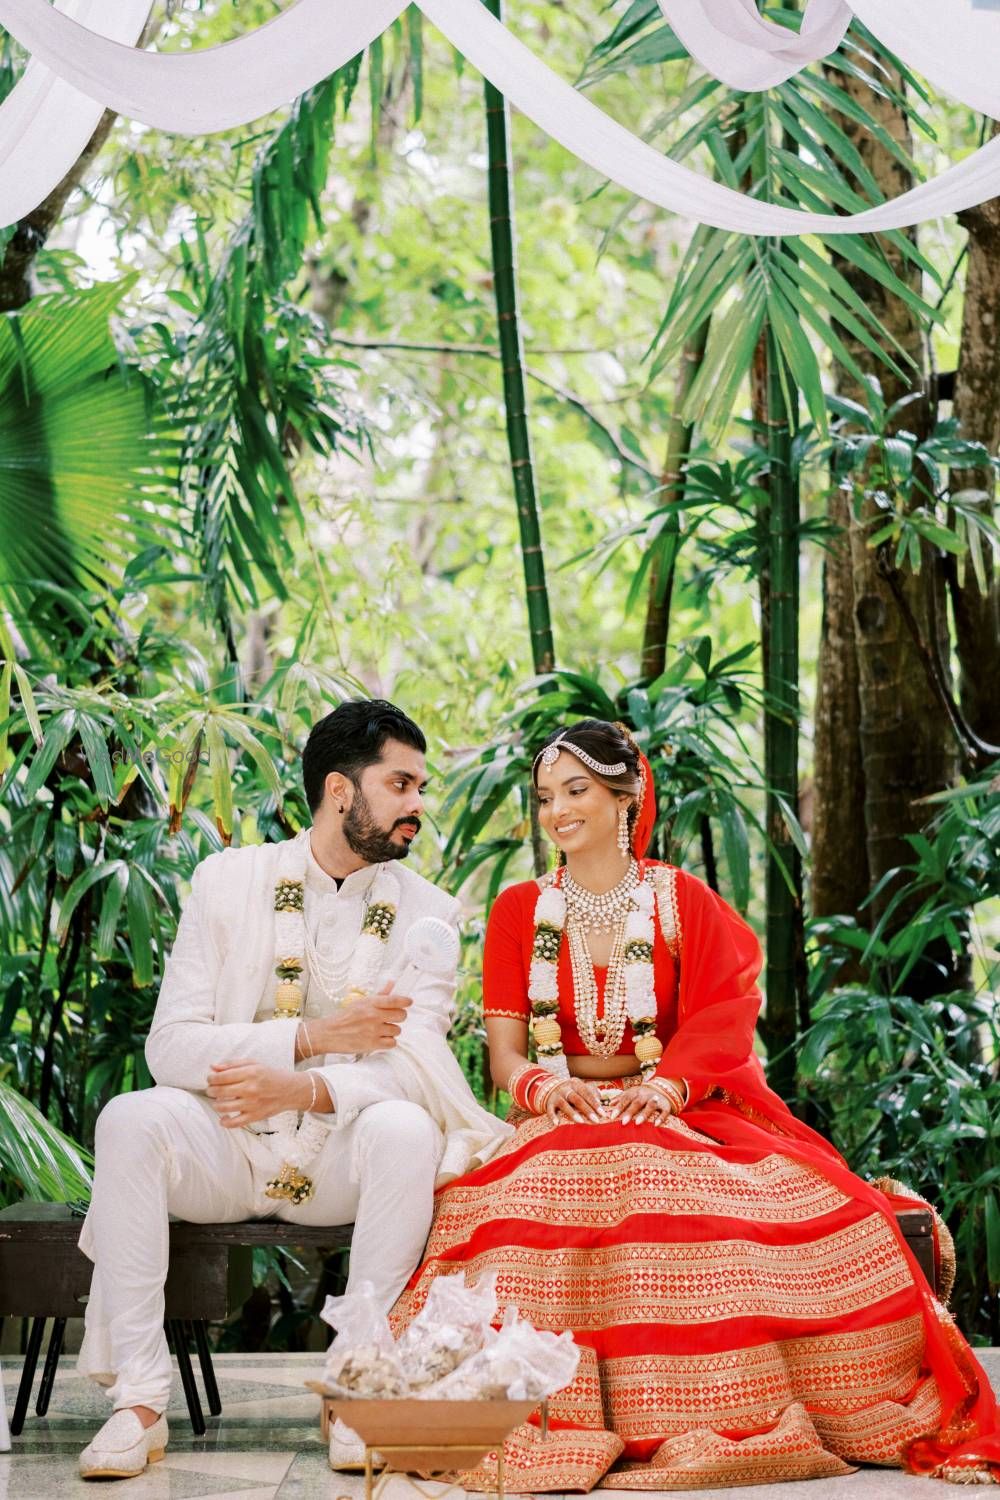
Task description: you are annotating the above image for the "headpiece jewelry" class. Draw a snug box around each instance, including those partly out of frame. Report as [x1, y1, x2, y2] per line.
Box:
[533, 730, 626, 778]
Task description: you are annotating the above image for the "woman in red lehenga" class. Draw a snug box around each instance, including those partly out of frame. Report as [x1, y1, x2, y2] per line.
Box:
[391, 718, 1000, 1490]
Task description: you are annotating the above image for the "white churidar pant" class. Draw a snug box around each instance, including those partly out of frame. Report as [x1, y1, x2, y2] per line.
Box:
[77, 1085, 441, 1412]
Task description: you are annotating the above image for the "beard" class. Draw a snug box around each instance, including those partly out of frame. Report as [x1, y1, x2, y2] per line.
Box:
[343, 786, 419, 864]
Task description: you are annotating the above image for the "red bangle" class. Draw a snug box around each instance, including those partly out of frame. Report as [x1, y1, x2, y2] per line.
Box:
[508, 1064, 549, 1111]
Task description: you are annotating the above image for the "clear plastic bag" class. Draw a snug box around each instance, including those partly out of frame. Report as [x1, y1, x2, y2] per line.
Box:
[318, 1271, 580, 1403]
[396, 1269, 499, 1387]
[419, 1303, 580, 1401]
[319, 1279, 409, 1397]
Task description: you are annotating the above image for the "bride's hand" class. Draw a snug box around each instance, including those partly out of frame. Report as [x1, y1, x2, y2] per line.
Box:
[543, 1077, 605, 1125]
[603, 1085, 678, 1126]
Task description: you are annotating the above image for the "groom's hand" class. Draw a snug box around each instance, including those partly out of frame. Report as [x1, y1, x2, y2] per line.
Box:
[300, 986, 412, 1057]
[206, 1062, 311, 1127]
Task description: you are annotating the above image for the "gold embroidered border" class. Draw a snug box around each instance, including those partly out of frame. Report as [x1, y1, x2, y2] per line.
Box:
[432, 1141, 848, 1240]
[460, 1423, 624, 1493]
[600, 1313, 925, 1438]
[603, 1402, 854, 1490]
[482, 1007, 529, 1021]
[650, 865, 682, 961]
[812, 1376, 943, 1464]
[411, 1213, 913, 1329]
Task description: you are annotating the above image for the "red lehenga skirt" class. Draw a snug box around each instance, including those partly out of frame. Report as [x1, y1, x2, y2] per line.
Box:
[390, 1097, 998, 1491]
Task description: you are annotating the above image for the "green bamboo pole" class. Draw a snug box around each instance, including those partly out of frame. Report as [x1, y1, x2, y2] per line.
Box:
[751, 91, 803, 1102]
[641, 322, 710, 682]
[763, 321, 801, 1103]
[482, 0, 555, 679]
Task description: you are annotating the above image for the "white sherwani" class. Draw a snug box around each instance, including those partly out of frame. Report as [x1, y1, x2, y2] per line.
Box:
[77, 832, 510, 1412]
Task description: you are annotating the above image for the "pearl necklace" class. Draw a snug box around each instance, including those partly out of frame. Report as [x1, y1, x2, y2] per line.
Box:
[562, 859, 639, 931]
[567, 912, 630, 1055]
[300, 880, 377, 1004]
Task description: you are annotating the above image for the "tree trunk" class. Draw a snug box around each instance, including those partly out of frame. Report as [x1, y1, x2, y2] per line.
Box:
[814, 51, 956, 944]
[812, 483, 869, 918]
[951, 167, 1000, 748]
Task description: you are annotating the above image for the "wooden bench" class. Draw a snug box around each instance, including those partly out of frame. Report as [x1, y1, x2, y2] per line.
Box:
[0, 1200, 941, 1439]
[0, 1203, 352, 1435]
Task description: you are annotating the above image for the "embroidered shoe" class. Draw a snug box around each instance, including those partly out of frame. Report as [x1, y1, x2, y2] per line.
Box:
[79, 1408, 168, 1480]
[328, 1416, 366, 1471]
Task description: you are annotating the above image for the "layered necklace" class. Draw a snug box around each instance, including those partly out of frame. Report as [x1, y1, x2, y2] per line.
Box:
[259, 831, 399, 1203]
[564, 861, 639, 1055]
[528, 860, 664, 1079]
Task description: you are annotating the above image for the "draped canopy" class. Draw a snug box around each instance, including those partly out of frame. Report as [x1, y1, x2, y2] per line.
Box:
[1, 0, 999, 232]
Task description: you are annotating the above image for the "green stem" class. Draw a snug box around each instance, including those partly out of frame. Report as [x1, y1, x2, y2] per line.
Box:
[762, 320, 802, 1103]
[752, 93, 805, 1101]
[482, 0, 555, 682]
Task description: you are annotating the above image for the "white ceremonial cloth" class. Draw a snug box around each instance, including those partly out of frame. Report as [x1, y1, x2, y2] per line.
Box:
[6, 0, 1000, 235]
[660, 0, 850, 92]
[0, 0, 151, 226]
[144, 832, 511, 1187]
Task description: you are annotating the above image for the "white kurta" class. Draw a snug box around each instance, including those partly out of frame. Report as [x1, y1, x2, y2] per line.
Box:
[140, 830, 510, 1181]
[77, 831, 510, 1413]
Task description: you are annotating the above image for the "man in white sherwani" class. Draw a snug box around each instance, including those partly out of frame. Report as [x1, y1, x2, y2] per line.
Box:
[76, 699, 509, 1480]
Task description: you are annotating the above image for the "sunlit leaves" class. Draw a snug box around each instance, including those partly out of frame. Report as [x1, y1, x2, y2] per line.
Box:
[0, 282, 179, 623]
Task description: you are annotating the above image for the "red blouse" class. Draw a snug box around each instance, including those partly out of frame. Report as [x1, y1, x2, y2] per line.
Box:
[482, 860, 680, 1058]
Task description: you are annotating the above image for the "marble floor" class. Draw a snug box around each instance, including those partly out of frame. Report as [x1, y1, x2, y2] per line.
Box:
[1, 1349, 998, 1499]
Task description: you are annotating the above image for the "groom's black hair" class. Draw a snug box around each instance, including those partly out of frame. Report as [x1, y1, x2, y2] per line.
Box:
[302, 699, 426, 813]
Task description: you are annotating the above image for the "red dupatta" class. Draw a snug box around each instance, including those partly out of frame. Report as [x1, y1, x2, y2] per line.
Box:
[654, 866, 1000, 1479]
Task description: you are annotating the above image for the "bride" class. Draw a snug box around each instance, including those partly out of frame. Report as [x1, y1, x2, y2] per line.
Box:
[391, 717, 1000, 1490]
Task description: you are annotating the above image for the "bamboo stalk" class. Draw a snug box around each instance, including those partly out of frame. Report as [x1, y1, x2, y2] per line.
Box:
[762, 322, 802, 1102]
[641, 322, 709, 681]
[482, 0, 555, 682]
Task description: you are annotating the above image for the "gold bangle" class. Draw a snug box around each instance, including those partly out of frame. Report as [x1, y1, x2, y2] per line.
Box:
[533, 1076, 563, 1113]
[646, 1077, 684, 1111]
[299, 1023, 314, 1060]
[305, 1071, 318, 1113]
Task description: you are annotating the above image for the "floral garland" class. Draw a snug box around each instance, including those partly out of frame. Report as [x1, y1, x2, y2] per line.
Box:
[528, 862, 664, 1082]
[260, 835, 399, 1204]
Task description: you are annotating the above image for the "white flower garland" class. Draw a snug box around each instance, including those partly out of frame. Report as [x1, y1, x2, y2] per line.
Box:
[260, 834, 399, 1203]
[528, 863, 664, 1081]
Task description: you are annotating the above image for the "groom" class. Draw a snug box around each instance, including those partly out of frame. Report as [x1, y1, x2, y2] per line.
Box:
[76, 699, 506, 1480]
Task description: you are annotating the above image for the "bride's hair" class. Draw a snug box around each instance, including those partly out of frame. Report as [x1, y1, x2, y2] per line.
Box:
[532, 718, 642, 828]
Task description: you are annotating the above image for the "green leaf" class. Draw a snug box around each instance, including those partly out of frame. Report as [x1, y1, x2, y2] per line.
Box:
[126, 870, 155, 987]
[206, 717, 235, 843]
[0, 1077, 92, 1201]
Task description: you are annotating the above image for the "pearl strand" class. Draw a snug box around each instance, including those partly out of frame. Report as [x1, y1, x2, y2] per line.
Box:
[567, 913, 630, 1056]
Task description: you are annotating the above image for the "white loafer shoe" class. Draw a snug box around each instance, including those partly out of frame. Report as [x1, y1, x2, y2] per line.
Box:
[328, 1416, 366, 1471]
[80, 1408, 169, 1480]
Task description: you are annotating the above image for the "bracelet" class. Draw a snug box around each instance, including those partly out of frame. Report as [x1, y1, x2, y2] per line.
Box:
[507, 1061, 537, 1102]
[646, 1076, 685, 1112]
[508, 1064, 549, 1112]
[305, 1071, 318, 1114]
[299, 1023, 314, 1060]
[532, 1075, 566, 1114]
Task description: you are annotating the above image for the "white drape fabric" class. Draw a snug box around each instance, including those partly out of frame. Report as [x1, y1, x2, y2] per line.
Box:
[661, 0, 850, 91]
[0, 0, 150, 227]
[2, 0, 1000, 234]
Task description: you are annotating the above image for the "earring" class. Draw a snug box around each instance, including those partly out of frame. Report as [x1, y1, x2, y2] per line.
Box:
[617, 804, 630, 856]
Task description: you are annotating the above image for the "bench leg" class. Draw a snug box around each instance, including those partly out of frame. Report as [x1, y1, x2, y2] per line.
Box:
[193, 1321, 221, 1417]
[168, 1320, 206, 1436]
[10, 1317, 45, 1435]
[35, 1317, 66, 1416]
